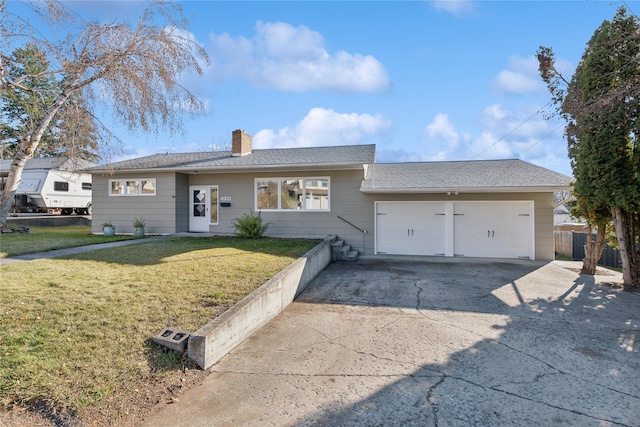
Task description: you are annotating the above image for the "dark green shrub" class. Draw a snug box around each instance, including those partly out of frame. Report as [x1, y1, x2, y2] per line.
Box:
[232, 210, 271, 238]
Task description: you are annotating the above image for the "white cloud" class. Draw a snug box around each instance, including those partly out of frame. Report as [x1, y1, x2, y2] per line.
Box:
[492, 55, 544, 95]
[253, 108, 391, 149]
[431, 0, 475, 17]
[425, 113, 469, 151]
[206, 21, 391, 92]
[414, 104, 569, 175]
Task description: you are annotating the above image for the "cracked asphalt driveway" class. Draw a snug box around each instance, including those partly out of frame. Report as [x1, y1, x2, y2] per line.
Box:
[139, 258, 640, 427]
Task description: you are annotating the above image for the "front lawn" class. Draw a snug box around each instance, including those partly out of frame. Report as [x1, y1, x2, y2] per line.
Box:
[0, 236, 318, 425]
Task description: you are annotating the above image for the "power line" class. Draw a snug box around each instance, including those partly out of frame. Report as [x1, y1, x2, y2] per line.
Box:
[519, 122, 565, 155]
[471, 101, 552, 160]
[622, 0, 639, 20]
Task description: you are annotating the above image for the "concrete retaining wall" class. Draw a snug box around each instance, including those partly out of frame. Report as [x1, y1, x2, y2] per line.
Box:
[188, 236, 335, 370]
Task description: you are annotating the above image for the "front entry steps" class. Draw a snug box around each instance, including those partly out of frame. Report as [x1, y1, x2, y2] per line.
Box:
[331, 237, 359, 262]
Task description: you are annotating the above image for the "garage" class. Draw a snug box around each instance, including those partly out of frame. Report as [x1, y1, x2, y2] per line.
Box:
[375, 202, 446, 256]
[375, 201, 534, 259]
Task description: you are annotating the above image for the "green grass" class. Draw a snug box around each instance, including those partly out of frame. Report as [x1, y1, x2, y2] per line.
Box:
[0, 226, 136, 257]
[0, 236, 318, 422]
[554, 252, 576, 261]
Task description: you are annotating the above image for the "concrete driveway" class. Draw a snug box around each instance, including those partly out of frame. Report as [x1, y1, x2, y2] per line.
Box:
[139, 257, 639, 427]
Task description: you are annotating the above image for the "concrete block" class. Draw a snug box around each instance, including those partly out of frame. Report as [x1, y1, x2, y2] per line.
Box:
[152, 328, 190, 353]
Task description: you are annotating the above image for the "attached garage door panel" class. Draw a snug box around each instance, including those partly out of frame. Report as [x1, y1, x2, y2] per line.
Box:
[376, 201, 534, 259]
[376, 202, 446, 256]
[454, 202, 532, 259]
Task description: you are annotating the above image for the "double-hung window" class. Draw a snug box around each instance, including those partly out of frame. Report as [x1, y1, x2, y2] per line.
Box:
[256, 177, 329, 211]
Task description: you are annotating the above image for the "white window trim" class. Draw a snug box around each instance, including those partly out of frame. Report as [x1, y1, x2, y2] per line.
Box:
[108, 178, 156, 196]
[254, 177, 330, 212]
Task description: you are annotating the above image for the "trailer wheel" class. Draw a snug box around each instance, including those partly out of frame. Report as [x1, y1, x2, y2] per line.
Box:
[86, 204, 92, 216]
[61, 208, 73, 215]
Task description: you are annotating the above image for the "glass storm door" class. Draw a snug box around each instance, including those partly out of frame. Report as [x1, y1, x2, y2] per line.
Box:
[189, 186, 210, 232]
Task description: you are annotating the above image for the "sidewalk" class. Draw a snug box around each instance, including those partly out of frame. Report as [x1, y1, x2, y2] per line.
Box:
[0, 235, 172, 265]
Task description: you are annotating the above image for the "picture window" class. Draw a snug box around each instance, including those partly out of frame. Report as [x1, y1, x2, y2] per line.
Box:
[255, 177, 329, 211]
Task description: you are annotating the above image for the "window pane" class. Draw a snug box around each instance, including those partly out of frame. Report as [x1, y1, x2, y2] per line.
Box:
[53, 181, 69, 192]
[111, 181, 124, 195]
[82, 182, 92, 190]
[304, 179, 329, 210]
[210, 187, 218, 223]
[281, 179, 301, 209]
[193, 189, 206, 216]
[257, 180, 278, 210]
[126, 181, 140, 194]
[141, 180, 155, 194]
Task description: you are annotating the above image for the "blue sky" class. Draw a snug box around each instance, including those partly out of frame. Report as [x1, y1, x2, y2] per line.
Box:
[18, 1, 635, 175]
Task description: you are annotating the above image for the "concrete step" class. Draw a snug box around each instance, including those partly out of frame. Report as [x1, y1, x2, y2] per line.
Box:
[339, 244, 351, 260]
[331, 237, 359, 262]
[331, 239, 345, 261]
[344, 249, 359, 262]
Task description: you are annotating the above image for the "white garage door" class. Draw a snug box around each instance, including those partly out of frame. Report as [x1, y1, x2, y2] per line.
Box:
[375, 201, 533, 259]
[453, 202, 532, 259]
[376, 202, 446, 256]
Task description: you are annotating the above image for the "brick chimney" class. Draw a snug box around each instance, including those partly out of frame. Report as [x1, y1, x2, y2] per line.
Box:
[232, 129, 252, 156]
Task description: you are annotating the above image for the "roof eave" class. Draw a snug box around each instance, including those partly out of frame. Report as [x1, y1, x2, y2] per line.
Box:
[359, 185, 572, 194]
[87, 162, 368, 175]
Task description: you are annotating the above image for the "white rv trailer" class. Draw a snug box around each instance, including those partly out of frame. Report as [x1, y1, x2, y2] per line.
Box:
[0, 158, 95, 215]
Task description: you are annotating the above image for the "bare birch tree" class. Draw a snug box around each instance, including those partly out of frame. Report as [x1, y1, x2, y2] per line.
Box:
[0, 0, 209, 225]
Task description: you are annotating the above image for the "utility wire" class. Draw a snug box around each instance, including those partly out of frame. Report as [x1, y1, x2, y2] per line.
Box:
[519, 122, 565, 155]
[471, 100, 552, 160]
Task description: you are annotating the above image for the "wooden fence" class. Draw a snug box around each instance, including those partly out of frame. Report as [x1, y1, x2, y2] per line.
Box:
[554, 231, 622, 269]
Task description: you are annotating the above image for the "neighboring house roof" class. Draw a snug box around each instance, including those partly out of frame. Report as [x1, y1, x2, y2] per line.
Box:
[86, 144, 377, 174]
[360, 159, 572, 193]
[0, 157, 96, 174]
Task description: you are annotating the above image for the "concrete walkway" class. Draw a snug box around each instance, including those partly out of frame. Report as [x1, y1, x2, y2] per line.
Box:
[138, 257, 639, 427]
[0, 235, 172, 265]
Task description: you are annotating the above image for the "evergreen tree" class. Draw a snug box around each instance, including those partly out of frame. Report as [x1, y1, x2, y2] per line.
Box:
[0, 45, 100, 160]
[538, 7, 640, 288]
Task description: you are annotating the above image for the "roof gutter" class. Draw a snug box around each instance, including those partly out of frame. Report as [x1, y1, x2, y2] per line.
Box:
[86, 162, 369, 175]
[359, 185, 572, 194]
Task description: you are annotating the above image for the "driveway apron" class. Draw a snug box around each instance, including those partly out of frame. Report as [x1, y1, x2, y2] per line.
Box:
[139, 258, 639, 427]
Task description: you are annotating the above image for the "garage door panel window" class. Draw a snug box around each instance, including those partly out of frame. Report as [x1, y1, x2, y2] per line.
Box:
[256, 178, 330, 211]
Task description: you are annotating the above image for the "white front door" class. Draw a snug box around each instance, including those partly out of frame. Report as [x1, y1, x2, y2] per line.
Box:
[189, 186, 210, 232]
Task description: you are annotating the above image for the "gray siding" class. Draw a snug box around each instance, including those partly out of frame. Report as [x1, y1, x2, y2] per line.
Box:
[91, 172, 181, 234]
[190, 169, 372, 253]
[92, 168, 555, 260]
[175, 173, 189, 232]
